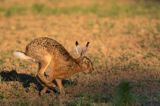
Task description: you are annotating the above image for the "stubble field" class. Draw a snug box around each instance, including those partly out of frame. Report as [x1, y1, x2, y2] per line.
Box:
[0, 0, 160, 106]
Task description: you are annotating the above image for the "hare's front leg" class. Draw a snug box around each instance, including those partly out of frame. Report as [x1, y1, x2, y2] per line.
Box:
[39, 87, 55, 96]
[56, 79, 65, 95]
[39, 87, 48, 96]
[40, 79, 65, 96]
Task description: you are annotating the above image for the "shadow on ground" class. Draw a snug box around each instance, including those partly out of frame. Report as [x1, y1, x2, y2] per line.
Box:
[0, 70, 76, 91]
[0, 70, 42, 90]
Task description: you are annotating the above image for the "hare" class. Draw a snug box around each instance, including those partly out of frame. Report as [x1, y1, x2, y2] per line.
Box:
[14, 37, 93, 95]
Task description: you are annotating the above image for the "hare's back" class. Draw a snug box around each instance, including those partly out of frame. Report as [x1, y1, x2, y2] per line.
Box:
[25, 37, 71, 61]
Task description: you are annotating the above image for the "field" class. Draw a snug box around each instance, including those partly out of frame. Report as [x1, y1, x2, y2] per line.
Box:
[0, 0, 160, 105]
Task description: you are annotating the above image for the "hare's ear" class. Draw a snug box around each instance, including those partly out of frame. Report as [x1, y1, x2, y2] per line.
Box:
[75, 41, 83, 56]
[86, 42, 90, 47]
[81, 42, 90, 55]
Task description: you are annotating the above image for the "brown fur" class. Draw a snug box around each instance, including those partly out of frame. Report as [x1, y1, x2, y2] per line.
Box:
[23, 37, 93, 95]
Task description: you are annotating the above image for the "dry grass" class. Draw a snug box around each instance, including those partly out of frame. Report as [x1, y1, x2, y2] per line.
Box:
[0, 0, 160, 105]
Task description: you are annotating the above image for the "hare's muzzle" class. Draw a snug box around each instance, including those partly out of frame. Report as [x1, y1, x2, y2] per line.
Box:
[85, 66, 94, 74]
[90, 67, 94, 73]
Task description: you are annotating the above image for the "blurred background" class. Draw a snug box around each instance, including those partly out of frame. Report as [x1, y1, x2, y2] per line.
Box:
[0, 0, 160, 105]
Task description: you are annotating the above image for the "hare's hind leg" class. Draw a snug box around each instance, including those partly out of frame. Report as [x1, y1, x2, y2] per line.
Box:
[37, 55, 56, 90]
[56, 79, 65, 95]
[39, 73, 55, 96]
[39, 87, 55, 96]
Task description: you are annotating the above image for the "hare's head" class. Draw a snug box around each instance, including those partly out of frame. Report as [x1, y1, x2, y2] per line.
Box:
[75, 41, 94, 73]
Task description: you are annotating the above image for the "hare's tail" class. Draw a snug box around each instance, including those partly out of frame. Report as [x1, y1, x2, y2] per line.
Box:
[13, 51, 35, 62]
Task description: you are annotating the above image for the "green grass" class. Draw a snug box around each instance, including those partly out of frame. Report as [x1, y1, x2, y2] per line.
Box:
[67, 93, 93, 106]
[135, 91, 160, 105]
[4, 5, 26, 17]
[0, 59, 4, 65]
[0, 75, 2, 83]
[0, 91, 5, 99]
[31, 4, 100, 15]
[70, 92, 109, 105]
[155, 91, 160, 101]
[0, 6, 5, 12]
[112, 81, 136, 106]
[0, 1, 159, 18]
[136, 94, 150, 105]
[31, 4, 53, 15]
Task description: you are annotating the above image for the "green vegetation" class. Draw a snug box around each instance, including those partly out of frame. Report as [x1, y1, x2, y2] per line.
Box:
[63, 80, 76, 88]
[0, 6, 5, 12]
[0, 75, 2, 83]
[32, 4, 52, 15]
[66, 92, 109, 106]
[4, 5, 26, 17]
[112, 81, 136, 106]
[0, 59, 4, 65]
[0, 1, 159, 18]
[0, 91, 5, 99]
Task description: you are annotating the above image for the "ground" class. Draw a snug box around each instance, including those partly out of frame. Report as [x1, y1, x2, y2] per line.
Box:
[0, 0, 160, 106]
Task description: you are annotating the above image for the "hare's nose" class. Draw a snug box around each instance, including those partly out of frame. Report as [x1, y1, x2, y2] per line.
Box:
[88, 68, 94, 74]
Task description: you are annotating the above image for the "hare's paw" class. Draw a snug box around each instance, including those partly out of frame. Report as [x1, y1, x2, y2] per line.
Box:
[39, 87, 48, 96]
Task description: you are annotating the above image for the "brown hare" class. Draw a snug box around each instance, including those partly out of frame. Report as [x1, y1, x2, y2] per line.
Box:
[14, 37, 93, 95]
